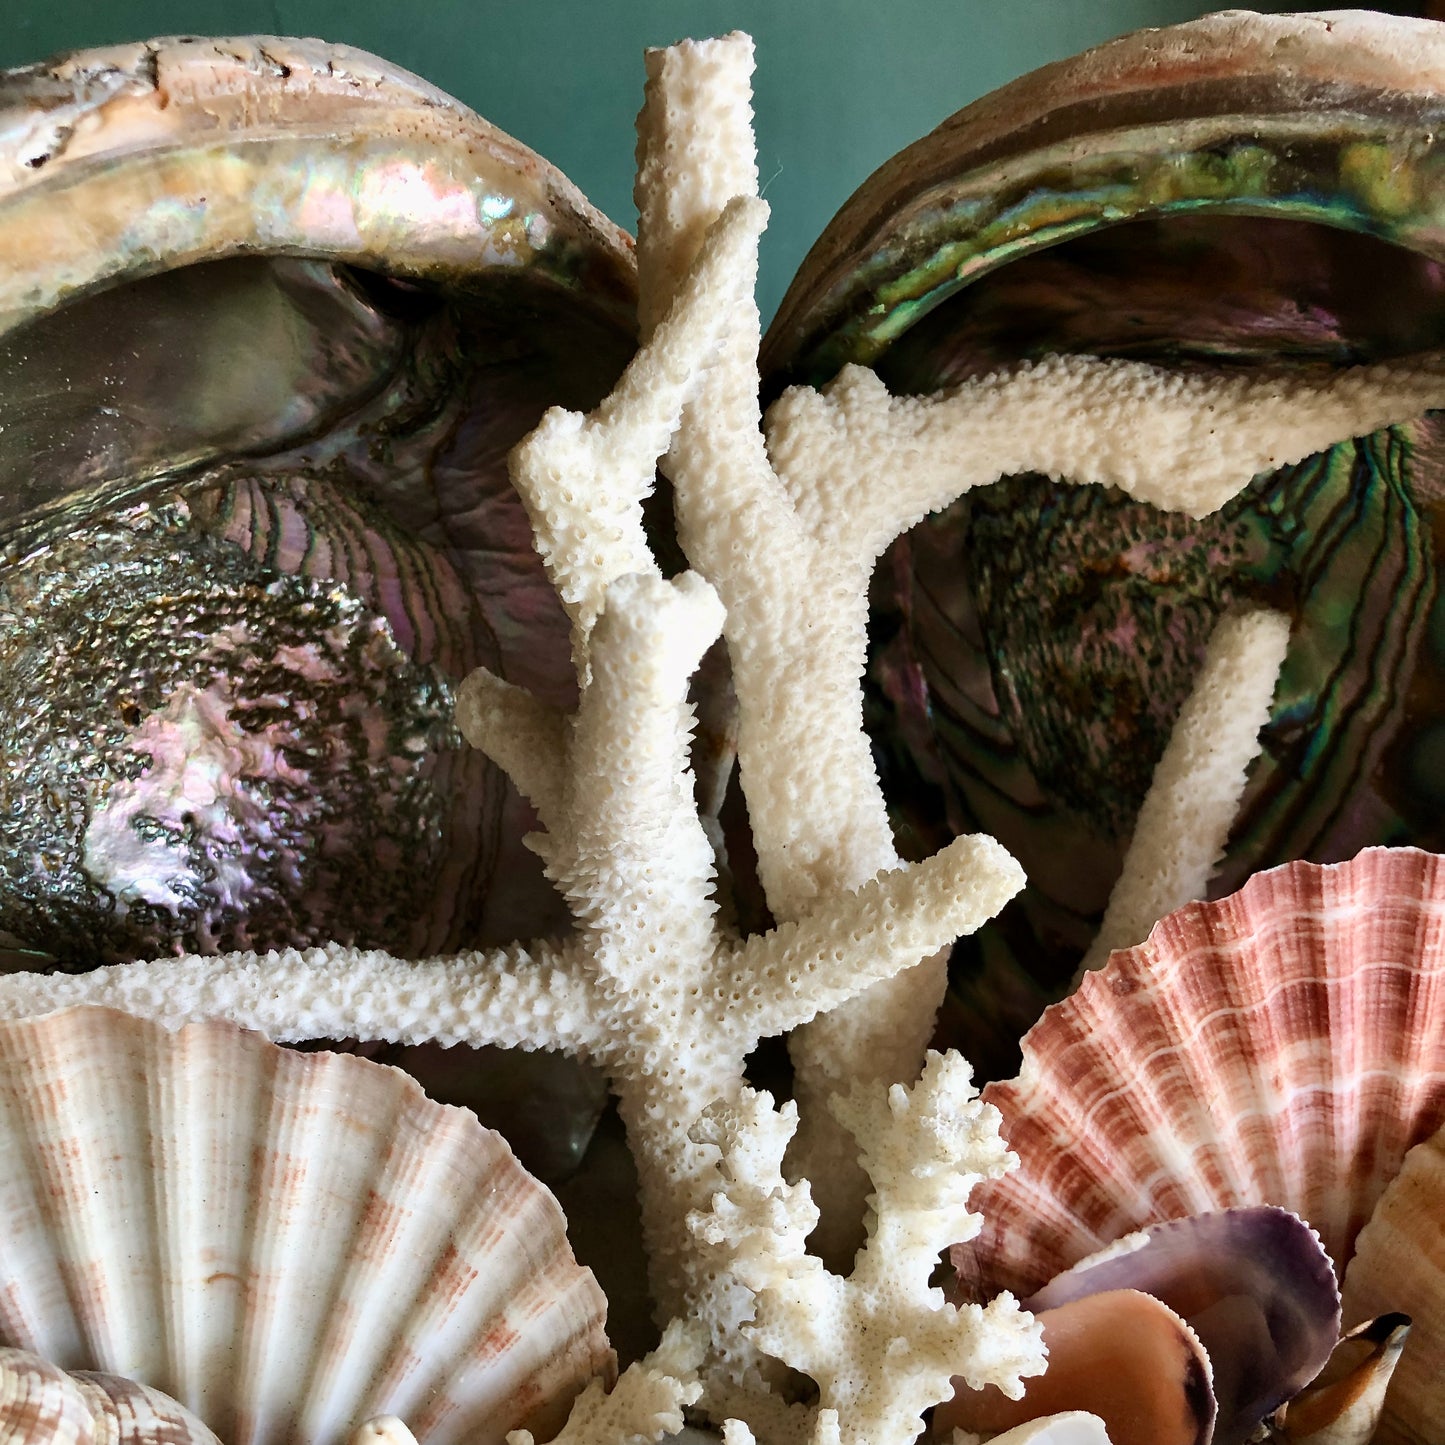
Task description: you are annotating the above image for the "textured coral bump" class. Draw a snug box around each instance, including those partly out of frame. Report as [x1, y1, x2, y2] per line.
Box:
[686, 1052, 1044, 1445]
[507, 1322, 706, 1445]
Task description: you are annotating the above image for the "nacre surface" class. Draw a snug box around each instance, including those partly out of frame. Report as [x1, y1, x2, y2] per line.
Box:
[0, 39, 641, 965]
[761, 11, 1445, 1071]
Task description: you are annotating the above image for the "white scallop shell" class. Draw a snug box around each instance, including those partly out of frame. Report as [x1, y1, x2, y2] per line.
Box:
[955, 848, 1445, 1298]
[0, 1008, 613, 1445]
[1340, 1124, 1445, 1445]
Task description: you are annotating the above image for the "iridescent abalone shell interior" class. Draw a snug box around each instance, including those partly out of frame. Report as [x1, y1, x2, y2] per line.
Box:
[0, 39, 638, 967]
[762, 32, 1445, 1076]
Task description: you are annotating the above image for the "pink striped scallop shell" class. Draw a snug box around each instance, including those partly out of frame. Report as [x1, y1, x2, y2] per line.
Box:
[953, 848, 1445, 1300]
[0, 1007, 613, 1445]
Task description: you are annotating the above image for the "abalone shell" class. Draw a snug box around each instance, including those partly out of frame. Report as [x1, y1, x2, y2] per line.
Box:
[0, 39, 639, 966]
[761, 11, 1445, 1076]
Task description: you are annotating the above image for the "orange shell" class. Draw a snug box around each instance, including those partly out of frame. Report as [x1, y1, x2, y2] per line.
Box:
[954, 848, 1445, 1299]
[936, 1289, 1214, 1445]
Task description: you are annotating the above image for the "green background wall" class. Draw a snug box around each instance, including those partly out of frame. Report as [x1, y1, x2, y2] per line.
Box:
[4, 1, 1306, 322]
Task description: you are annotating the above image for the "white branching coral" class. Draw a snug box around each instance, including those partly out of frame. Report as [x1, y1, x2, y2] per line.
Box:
[1077, 608, 1291, 975]
[626, 30, 1445, 1267]
[0, 42, 1027, 1348]
[687, 1052, 1045, 1445]
[507, 1321, 705, 1445]
[444, 172, 1026, 1340]
[0, 69, 1030, 1354]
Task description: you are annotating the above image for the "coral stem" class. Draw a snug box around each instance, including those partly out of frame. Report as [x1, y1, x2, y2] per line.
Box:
[1079, 607, 1291, 974]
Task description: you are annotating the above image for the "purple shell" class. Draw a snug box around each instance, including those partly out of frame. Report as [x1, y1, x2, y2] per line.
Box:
[1028, 1208, 1341, 1445]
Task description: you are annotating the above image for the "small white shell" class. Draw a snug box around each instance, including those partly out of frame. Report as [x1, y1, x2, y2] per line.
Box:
[0, 1008, 613, 1445]
[1340, 1124, 1445, 1445]
[982, 1417, 1117, 1445]
[984, 1416, 1116, 1445]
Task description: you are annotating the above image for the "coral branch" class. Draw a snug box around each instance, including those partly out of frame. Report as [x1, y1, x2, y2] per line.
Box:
[455, 668, 569, 825]
[636, 34, 760, 339]
[509, 194, 765, 673]
[634, 28, 970, 1267]
[507, 1321, 705, 1445]
[721, 835, 1024, 1040]
[564, 573, 725, 957]
[450, 326, 1024, 1333]
[1079, 608, 1291, 974]
[767, 357, 1445, 556]
[0, 939, 599, 1052]
[637, 36, 885, 922]
[688, 1054, 1046, 1445]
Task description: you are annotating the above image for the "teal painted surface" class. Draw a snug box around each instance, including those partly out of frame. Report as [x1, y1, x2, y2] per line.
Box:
[1, 1, 1295, 322]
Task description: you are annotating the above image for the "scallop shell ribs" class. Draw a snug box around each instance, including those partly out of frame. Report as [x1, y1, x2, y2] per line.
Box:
[955, 848, 1445, 1299]
[0, 1007, 613, 1445]
[1341, 1122, 1445, 1445]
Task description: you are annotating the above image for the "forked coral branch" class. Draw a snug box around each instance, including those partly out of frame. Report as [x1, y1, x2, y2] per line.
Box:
[687, 1052, 1045, 1445]
[624, 30, 1445, 1266]
[448, 179, 1028, 1339]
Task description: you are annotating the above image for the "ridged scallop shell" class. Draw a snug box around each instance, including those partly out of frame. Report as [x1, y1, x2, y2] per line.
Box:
[953, 848, 1445, 1299]
[1339, 1123, 1445, 1445]
[761, 11, 1445, 1072]
[0, 1006, 613, 1445]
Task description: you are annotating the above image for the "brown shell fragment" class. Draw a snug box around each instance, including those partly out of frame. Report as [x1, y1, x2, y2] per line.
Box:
[1276, 1314, 1411, 1445]
[1340, 1125, 1445, 1445]
[936, 1289, 1215, 1445]
[1027, 1208, 1340, 1445]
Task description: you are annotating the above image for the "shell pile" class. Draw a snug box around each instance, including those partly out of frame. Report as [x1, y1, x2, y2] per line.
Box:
[5, 11, 1445, 1445]
[950, 849, 1445, 1445]
[0, 1007, 612, 1445]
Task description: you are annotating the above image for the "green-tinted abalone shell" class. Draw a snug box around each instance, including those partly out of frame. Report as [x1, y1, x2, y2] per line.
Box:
[760, 18, 1445, 1076]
